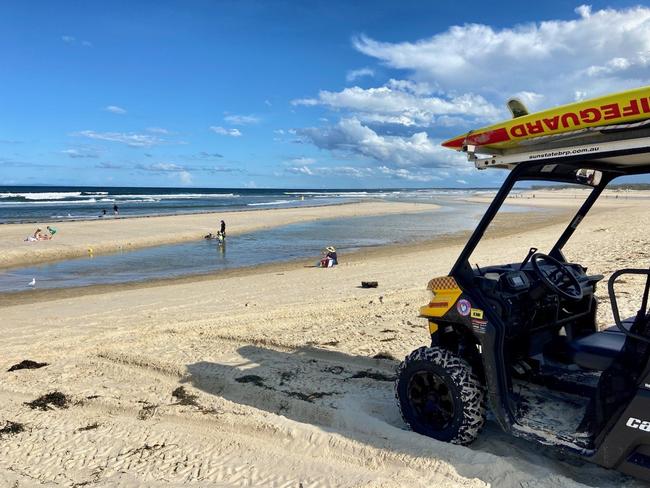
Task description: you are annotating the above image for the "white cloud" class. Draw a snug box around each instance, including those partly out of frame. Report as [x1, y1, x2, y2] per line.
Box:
[299, 117, 466, 168]
[456, 179, 468, 185]
[61, 148, 99, 159]
[81, 40, 93, 47]
[346, 67, 375, 82]
[146, 127, 170, 134]
[378, 166, 441, 182]
[352, 5, 650, 103]
[293, 81, 499, 127]
[210, 126, 242, 137]
[75, 130, 163, 147]
[146, 162, 185, 172]
[288, 157, 316, 165]
[286, 165, 314, 176]
[286, 165, 374, 178]
[224, 114, 260, 125]
[105, 105, 127, 115]
[61, 35, 75, 43]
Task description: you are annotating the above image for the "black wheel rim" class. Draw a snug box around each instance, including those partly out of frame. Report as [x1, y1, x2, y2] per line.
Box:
[407, 371, 455, 431]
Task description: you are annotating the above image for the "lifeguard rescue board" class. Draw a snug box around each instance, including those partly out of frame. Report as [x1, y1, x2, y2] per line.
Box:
[442, 86, 650, 151]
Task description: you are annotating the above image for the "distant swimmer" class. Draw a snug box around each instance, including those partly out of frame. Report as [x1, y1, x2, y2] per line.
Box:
[113, 204, 119, 215]
[220, 220, 226, 237]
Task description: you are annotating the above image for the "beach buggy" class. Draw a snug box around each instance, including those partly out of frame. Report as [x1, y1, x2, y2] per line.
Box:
[395, 86, 650, 481]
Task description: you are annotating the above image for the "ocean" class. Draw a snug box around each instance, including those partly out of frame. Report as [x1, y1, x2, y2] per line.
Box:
[0, 185, 496, 224]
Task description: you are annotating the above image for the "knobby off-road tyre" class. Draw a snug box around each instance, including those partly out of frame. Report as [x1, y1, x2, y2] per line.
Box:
[395, 346, 486, 445]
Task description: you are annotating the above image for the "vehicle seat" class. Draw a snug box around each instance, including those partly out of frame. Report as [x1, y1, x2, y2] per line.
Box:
[567, 318, 634, 371]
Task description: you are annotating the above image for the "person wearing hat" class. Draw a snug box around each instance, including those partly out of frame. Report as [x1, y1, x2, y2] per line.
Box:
[319, 246, 338, 267]
[325, 246, 338, 265]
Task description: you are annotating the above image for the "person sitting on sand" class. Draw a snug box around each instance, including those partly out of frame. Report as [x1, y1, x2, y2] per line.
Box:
[46, 226, 57, 238]
[29, 228, 51, 241]
[325, 246, 338, 265]
[319, 246, 338, 268]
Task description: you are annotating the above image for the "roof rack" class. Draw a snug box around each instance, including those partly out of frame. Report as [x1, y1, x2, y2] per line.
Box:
[466, 121, 650, 170]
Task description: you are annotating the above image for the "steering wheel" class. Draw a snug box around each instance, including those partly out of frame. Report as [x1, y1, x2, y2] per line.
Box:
[531, 253, 584, 301]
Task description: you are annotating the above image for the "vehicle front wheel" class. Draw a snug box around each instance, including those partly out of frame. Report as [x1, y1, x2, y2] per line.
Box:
[395, 346, 486, 445]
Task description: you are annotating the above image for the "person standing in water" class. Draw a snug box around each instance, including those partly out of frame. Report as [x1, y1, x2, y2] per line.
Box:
[113, 204, 119, 215]
[220, 220, 226, 237]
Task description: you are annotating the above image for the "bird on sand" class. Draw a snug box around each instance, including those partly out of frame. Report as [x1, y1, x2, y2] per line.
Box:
[27, 278, 35, 287]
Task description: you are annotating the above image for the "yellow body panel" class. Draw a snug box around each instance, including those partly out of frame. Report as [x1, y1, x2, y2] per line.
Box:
[420, 276, 462, 318]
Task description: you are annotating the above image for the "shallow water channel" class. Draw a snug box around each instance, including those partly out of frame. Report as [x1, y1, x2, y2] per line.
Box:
[0, 201, 538, 293]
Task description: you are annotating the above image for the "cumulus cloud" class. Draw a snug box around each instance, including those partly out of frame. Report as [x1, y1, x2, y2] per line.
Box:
[377, 166, 442, 182]
[224, 114, 260, 125]
[285, 165, 374, 178]
[346, 67, 375, 82]
[288, 5, 650, 185]
[105, 105, 127, 115]
[299, 117, 466, 168]
[293, 82, 499, 126]
[353, 5, 650, 103]
[210, 126, 242, 137]
[74, 130, 163, 147]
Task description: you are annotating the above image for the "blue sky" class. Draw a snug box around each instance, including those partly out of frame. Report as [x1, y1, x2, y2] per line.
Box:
[1, 0, 649, 188]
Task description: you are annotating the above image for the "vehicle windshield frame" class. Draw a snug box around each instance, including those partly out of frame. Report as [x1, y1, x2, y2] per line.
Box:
[450, 157, 650, 283]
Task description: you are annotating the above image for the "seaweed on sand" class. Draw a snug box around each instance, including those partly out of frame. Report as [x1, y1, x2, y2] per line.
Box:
[7, 360, 48, 372]
[76, 423, 100, 432]
[350, 370, 396, 382]
[25, 391, 70, 411]
[171, 386, 199, 406]
[0, 421, 25, 438]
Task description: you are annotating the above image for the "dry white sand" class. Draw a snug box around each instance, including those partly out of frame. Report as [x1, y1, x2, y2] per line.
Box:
[0, 196, 648, 487]
[0, 201, 437, 269]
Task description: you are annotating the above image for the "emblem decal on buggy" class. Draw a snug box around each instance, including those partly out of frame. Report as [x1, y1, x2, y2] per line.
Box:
[457, 299, 471, 316]
[626, 417, 650, 432]
[470, 308, 484, 319]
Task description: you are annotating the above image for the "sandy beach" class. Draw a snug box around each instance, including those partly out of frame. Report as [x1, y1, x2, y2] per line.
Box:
[0, 201, 437, 270]
[0, 195, 649, 487]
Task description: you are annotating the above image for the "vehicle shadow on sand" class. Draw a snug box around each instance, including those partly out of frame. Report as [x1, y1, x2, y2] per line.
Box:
[183, 345, 638, 488]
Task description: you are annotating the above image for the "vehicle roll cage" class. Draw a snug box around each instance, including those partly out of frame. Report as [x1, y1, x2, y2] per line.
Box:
[451, 155, 650, 282]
